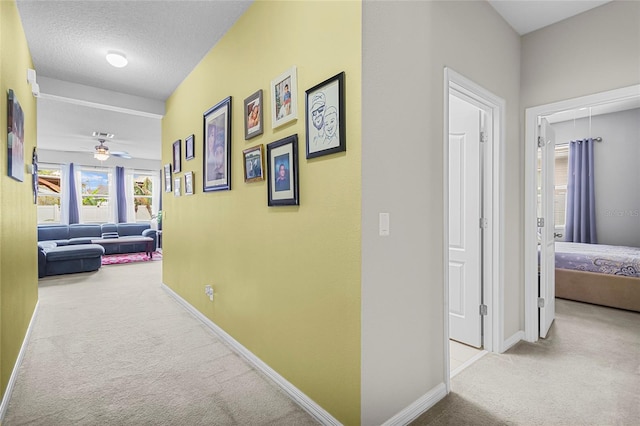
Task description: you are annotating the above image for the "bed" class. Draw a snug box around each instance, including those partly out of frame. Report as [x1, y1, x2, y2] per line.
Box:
[554, 242, 640, 312]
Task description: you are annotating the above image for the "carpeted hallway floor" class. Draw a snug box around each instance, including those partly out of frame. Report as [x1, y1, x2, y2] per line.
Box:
[3, 261, 318, 425]
[412, 298, 640, 425]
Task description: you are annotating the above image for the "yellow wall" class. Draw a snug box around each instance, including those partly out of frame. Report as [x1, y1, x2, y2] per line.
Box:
[0, 0, 39, 399]
[161, 1, 361, 424]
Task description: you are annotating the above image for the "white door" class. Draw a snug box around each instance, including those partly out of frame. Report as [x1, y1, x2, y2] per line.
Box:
[539, 118, 556, 338]
[449, 94, 482, 348]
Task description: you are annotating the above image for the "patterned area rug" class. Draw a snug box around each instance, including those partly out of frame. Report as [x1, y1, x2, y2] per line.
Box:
[101, 252, 162, 265]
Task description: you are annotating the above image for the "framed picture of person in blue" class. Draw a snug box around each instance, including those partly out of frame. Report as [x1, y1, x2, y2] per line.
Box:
[267, 135, 299, 206]
[203, 96, 232, 192]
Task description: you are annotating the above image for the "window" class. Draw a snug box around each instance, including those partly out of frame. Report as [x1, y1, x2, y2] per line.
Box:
[37, 165, 62, 223]
[554, 145, 569, 227]
[133, 173, 154, 221]
[80, 169, 111, 223]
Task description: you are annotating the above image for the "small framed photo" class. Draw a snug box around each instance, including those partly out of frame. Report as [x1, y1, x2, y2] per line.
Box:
[174, 177, 181, 197]
[243, 144, 265, 183]
[244, 90, 263, 140]
[164, 163, 172, 192]
[203, 96, 232, 192]
[305, 72, 346, 159]
[185, 134, 195, 160]
[271, 66, 298, 129]
[173, 140, 182, 173]
[267, 135, 299, 206]
[184, 171, 194, 195]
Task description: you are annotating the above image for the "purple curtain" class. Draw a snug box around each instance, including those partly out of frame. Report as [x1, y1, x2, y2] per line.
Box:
[68, 163, 80, 224]
[116, 166, 127, 223]
[565, 138, 597, 243]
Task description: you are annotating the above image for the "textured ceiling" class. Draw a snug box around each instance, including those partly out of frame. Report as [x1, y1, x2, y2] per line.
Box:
[17, 0, 252, 101]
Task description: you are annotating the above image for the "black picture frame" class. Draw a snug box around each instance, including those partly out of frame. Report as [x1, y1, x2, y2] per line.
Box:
[173, 139, 182, 173]
[185, 134, 195, 160]
[244, 90, 263, 140]
[267, 135, 299, 206]
[164, 163, 172, 192]
[305, 72, 346, 159]
[7, 89, 25, 181]
[203, 96, 232, 192]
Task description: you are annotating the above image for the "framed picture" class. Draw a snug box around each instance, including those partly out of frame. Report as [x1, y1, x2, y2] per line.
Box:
[185, 134, 195, 160]
[243, 144, 265, 183]
[184, 171, 194, 195]
[305, 72, 346, 159]
[173, 139, 182, 173]
[203, 96, 232, 192]
[174, 177, 181, 197]
[164, 163, 172, 192]
[7, 89, 25, 181]
[270, 66, 298, 129]
[267, 135, 299, 206]
[244, 90, 263, 140]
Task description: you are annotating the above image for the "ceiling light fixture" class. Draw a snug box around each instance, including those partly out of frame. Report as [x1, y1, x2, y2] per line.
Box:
[94, 140, 110, 161]
[106, 51, 128, 68]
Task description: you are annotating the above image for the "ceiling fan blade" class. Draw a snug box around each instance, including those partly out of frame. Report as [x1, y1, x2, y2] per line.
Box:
[111, 151, 132, 159]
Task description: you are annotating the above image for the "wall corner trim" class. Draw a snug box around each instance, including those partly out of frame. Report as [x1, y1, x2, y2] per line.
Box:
[160, 283, 342, 426]
[502, 330, 524, 352]
[0, 301, 40, 422]
[380, 383, 447, 426]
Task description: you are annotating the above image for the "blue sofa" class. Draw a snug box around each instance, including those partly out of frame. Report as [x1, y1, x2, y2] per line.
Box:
[38, 223, 157, 277]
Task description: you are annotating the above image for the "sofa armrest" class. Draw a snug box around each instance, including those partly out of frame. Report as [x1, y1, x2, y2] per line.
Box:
[142, 229, 157, 248]
[38, 246, 47, 278]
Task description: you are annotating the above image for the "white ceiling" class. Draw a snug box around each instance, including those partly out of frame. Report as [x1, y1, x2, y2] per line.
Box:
[15, 0, 618, 163]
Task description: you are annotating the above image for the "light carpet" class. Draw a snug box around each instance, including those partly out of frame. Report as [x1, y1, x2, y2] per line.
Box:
[412, 299, 640, 425]
[3, 261, 317, 425]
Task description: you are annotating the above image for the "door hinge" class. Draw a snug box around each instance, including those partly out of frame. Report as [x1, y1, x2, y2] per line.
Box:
[479, 304, 488, 316]
[537, 297, 545, 308]
[480, 131, 488, 143]
[538, 136, 545, 148]
[537, 217, 545, 227]
[479, 218, 488, 229]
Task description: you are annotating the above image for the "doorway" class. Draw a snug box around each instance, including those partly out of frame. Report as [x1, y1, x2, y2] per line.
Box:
[523, 84, 640, 342]
[444, 68, 505, 387]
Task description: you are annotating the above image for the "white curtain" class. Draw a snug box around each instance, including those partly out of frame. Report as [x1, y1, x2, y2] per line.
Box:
[60, 164, 82, 224]
[108, 167, 118, 223]
[125, 168, 136, 222]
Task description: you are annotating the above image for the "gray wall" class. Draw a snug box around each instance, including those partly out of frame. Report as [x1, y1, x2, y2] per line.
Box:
[361, 1, 520, 424]
[552, 108, 640, 247]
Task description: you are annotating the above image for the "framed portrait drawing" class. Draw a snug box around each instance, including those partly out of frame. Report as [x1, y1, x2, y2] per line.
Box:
[185, 134, 195, 160]
[244, 90, 263, 140]
[203, 96, 232, 192]
[270, 66, 298, 129]
[7, 89, 25, 181]
[173, 140, 182, 173]
[184, 171, 194, 195]
[242, 144, 264, 183]
[163, 163, 172, 192]
[174, 177, 181, 197]
[305, 72, 346, 159]
[267, 135, 299, 206]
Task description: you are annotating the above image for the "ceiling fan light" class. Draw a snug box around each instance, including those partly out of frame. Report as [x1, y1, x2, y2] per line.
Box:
[106, 51, 128, 68]
[94, 150, 109, 161]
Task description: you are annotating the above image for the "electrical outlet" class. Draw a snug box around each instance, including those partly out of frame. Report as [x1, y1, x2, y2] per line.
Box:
[204, 285, 214, 301]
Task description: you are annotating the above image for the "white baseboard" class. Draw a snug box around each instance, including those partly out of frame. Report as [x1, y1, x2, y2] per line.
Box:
[502, 330, 524, 352]
[161, 283, 342, 426]
[0, 301, 40, 422]
[381, 382, 447, 426]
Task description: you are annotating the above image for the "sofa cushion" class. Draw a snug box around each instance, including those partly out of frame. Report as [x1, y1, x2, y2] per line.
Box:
[44, 244, 104, 262]
[116, 223, 150, 237]
[68, 237, 95, 245]
[68, 224, 102, 238]
[100, 223, 118, 234]
[38, 225, 69, 241]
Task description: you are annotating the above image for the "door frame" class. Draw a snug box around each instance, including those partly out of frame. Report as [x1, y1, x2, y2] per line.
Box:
[444, 68, 505, 391]
[523, 84, 640, 342]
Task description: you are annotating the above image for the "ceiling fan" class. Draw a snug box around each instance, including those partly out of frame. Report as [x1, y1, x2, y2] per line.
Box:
[94, 139, 132, 161]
